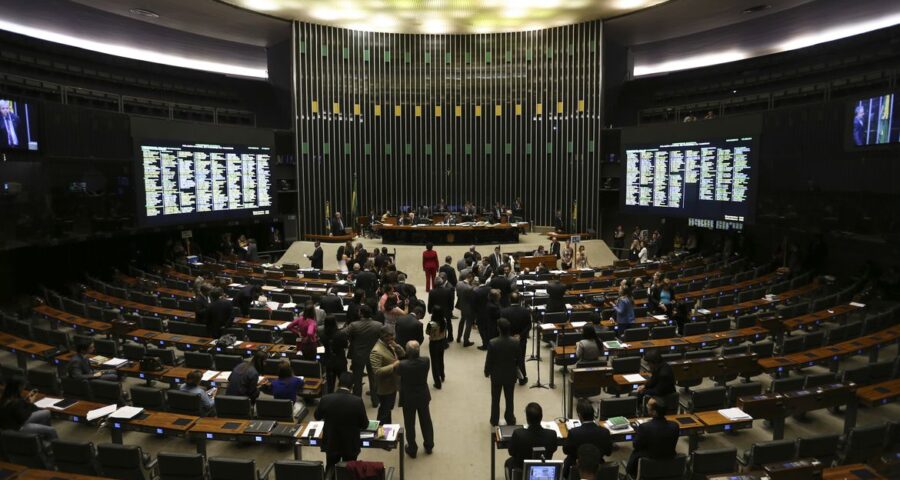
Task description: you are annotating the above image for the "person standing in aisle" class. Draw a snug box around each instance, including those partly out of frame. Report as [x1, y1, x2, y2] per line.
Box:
[422, 243, 440, 292]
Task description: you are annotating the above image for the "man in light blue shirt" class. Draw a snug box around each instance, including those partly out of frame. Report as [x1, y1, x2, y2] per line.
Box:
[179, 370, 216, 415]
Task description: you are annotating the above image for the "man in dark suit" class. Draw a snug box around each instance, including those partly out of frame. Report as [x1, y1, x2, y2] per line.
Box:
[489, 270, 512, 307]
[427, 275, 455, 337]
[206, 287, 235, 337]
[396, 341, 434, 457]
[472, 282, 491, 350]
[546, 280, 567, 313]
[563, 399, 612, 477]
[626, 398, 679, 476]
[315, 371, 370, 473]
[331, 212, 346, 235]
[506, 402, 558, 470]
[395, 306, 424, 349]
[634, 350, 675, 413]
[356, 244, 369, 269]
[439, 256, 457, 287]
[501, 292, 531, 385]
[0, 100, 23, 148]
[485, 318, 521, 426]
[345, 305, 384, 406]
[553, 209, 566, 233]
[307, 241, 324, 269]
[355, 263, 378, 299]
[549, 238, 561, 258]
[489, 246, 504, 271]
[233, 284, 261, 317]
[194, 283, 212, 327]
[244, 238, 259, 262]
[318, 292, 344, 315]
[456, 274, 476, 346]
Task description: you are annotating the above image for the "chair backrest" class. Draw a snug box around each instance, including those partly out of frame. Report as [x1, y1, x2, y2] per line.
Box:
[867, 360, 894, 383]
[208, 457, 258, 480]
[214, 354, 244, 371]
[726, 382, 762, 407]
[167, 389, 204, 416]
[1, 430, 52, 469]
[62, 376, 93, 399]
[26, 368, 61, 395]
[97, 443, 152, 480]
[690, 448, 737, 480]
[623, 327, 650, 342]
[803, 331, 825, 350]
[649, 326, 677, 339]
[636, 454, 687, 480]
[52, 440, 100, 475]
[611, 356, 641, 374]
[249, 308, 271, 320]
[256, 398, 294, 421]
[599, 397, 638, 420]
[184, 352, 214, 369]
[291, 359, 323, 378]
[215, 395, 253, 419]
[682, 322, 707, 336]
[246, 328, 274, 343]
[158, 452, 206, 480]
[840, 365, 870, 386]
[131, 385, 166, 410]
[720, 345, 746, 356]
[273, 460, 324, 480]
[90, 379, 124, 405]
[842, 424, 888, 464]
[749, 341, 774, 359]
[684, 350, 714, 360]
[595, 462, 618, 480]
[689, 386, 727, 411]
[147, 348, 179, 366]
[746, 440, 796, 468]
[123, 343, 147, 361]
[769, 376, 805, 393]
[94, 338, 119, 357]
[803, 372, 836, 389]
[707, 319, 731, 333]
[796, 433, 840, 466]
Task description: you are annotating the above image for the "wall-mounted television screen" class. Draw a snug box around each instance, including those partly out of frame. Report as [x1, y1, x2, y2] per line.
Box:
[0, 98, 38, 151]
[622, 136, 756, 223]
[850, 93, 899, 146]
[137, 141, 273, 226]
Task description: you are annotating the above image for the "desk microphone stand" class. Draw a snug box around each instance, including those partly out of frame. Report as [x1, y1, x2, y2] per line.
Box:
[528, 295, 539, 362]
[529, 310, 549, 390]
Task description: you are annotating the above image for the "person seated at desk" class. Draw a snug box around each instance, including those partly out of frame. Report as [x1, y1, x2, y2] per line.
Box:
[315, 371, 370, 474]
[611, 285, 635, 329]
[533, 245, 548, 257]
[506, 402, 559, 472]
[0, 376, 59, 442]
[179, 370, 216, 416]
[563, 399, 612, 478]
[67, 340, 118, 381]
[575, 325, 603, 365]
[270, 360, 305, 414]
[634, 350, 675, 411]
[574, 444, 603, 480]
[626, 398, 678, 477]
[546, 280, 567, 313]
[226, 350, 267, 403]
[233, 284, 262, 317]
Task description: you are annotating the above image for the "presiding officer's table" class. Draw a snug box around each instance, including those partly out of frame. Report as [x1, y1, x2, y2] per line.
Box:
[376, 223, 526, 244]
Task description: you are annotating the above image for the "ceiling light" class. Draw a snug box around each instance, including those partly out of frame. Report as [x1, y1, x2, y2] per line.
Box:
[128, 8, 159, 18]
[634, 50, 748, 76]
[741, 4, 771, 14]
[241, 0, 280, 11]
[777, 13, 900, 52]
[0, 19, 267, 79]
[420, 18, 451, 34]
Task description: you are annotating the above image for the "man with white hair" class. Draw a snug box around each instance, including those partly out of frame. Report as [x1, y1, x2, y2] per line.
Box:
[0, 100, 22, 148]
[396, 340, 434, 457]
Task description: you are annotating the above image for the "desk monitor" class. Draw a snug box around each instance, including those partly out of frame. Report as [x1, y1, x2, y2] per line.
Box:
[523, 460, 563, 480]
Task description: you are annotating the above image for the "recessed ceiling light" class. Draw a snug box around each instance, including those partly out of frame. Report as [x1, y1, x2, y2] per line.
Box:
[129, 8, 159, 19]
[742, 4, 771, 14]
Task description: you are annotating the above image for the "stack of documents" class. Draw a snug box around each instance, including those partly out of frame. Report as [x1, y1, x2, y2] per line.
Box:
[718, 408, 752, 421]
[623, 374, 646, 383]
[87, 404, 118, 422]
[302, 421, 323, 438]
[201, 371, 220, 382]
[565, 419, 582, 431]
[541, 421, 563, 438]
[102, 358, 129, 368]
[110, 406, 144, 420]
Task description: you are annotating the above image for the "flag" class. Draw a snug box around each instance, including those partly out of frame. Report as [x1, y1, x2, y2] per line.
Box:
[325, 201, 331, 234]
[350, 174, 359, 226]
[571, 200, 578, 232]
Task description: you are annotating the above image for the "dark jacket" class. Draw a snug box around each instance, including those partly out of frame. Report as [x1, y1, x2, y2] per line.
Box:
[500, 305, 532, 339]
[427, 285, 454, 322]
[472, 285, 491, 322]
[345, 319, 383, 361]
[66, 353, 94, 380]
[319, 295, 344, 315]
[233, 286, 256, 317]
[546, 282, 567, 313]
[643, 362, 675, 397]
[396, 356, 431, 408]
[206, 298, 235, 337]
[508, 425, 559, 469]
[439, 264, 457, 287]
[394, 314, 424, 348]
[355, 271, 378, 298]
[225, 361, 260, 400]
[484, 334, 521, 384]
[484, 302, 502, 338]
[563, 423, 612, 474]
[489, 276, 512, 306]
[314, 388, 369, 457]
[0, 398, 36, 431]
[628, 417, 679, 473]
[310, 247, 324, 269]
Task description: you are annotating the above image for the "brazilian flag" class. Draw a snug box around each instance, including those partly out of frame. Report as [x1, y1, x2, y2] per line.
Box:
[350, 173, 359, 229]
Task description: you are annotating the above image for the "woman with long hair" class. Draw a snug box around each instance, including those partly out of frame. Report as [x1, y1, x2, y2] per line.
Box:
[0, 376, 58, 441]
[575, 324, 603, 365]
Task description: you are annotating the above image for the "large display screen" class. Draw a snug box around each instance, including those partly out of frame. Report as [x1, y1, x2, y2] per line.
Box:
[139, 141, 273, 225]
[622, 136, 756, 222]
[850, 93, 899, 146]
[0, 98, 38, 151]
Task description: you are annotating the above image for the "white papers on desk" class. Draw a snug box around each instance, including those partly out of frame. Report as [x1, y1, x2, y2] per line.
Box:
[540, 323, 558, 331]
[86, 404, 117, 422]
[316, 346, 325, 354]
[535, 289, 548, 296]
[541, 421, 563, 438]
[233, 341, 244, 347]
[214, 371, 232, 382]
[850, 302, 866, 308]
[534, 305, 546, 311]
[565, 419, 582, 431]
[343, 304, 349, 311]
[652, 315, 668, 321]
[580, 268, 593, 272]
[718, 408, 752, 421]
[697, 308, 712, 315]
[262, 286, 284, 292]
[89, 355, 110, 365]
[336, 280, 348, 286]
[565, 304, 574, 310]
[302, 421, 323, 438]
[550, 270, 566, 275]
[266, 302, 281, 311]
[201, 371, 220, 382]
[382, 424, 400, 442]
[764, 294, 778, 302]
[570, 321, 587, 328]
[34, 397, 63, 409]
[282, 303, 297, 310]
[110, 406, 144, 420]
[228, 283, 243, 288]
[623, 374, 646, 383]
[278, 322, 292, 330]
[532, 281, 549, 286]
[307, 287, 327, 292]
[247, 319, 263, 325]
[102, 358, 129, 367]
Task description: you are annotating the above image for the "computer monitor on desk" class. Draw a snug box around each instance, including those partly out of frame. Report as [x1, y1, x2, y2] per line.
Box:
[523, 460, 563, 480]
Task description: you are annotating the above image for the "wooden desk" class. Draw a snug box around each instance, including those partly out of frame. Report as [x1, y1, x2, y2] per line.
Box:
[15, 468, 111, 480]
[737, 383, 857, 439]
[694, 410, 754, 435]
[856, 378, 900, 407]
[109, 410, 198, 444]
[306, 233, 356, 243]
[0, 461, 28, 479]
[759, 325, 900, 374]
[519, 255, 559, 271]
[823, 464, 886, 480]
[33, 305, 112, 334]
[297, 423, 405, 480]
[83, 290, 195, 321]
[376, 223, 523, 244]
[0, 332, 58, 369]
[545, 232, 592, 241]
[669, 353, 760, 385]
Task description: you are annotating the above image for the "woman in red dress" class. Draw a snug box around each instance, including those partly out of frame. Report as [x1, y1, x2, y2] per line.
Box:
[422, 243, 439, 292]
